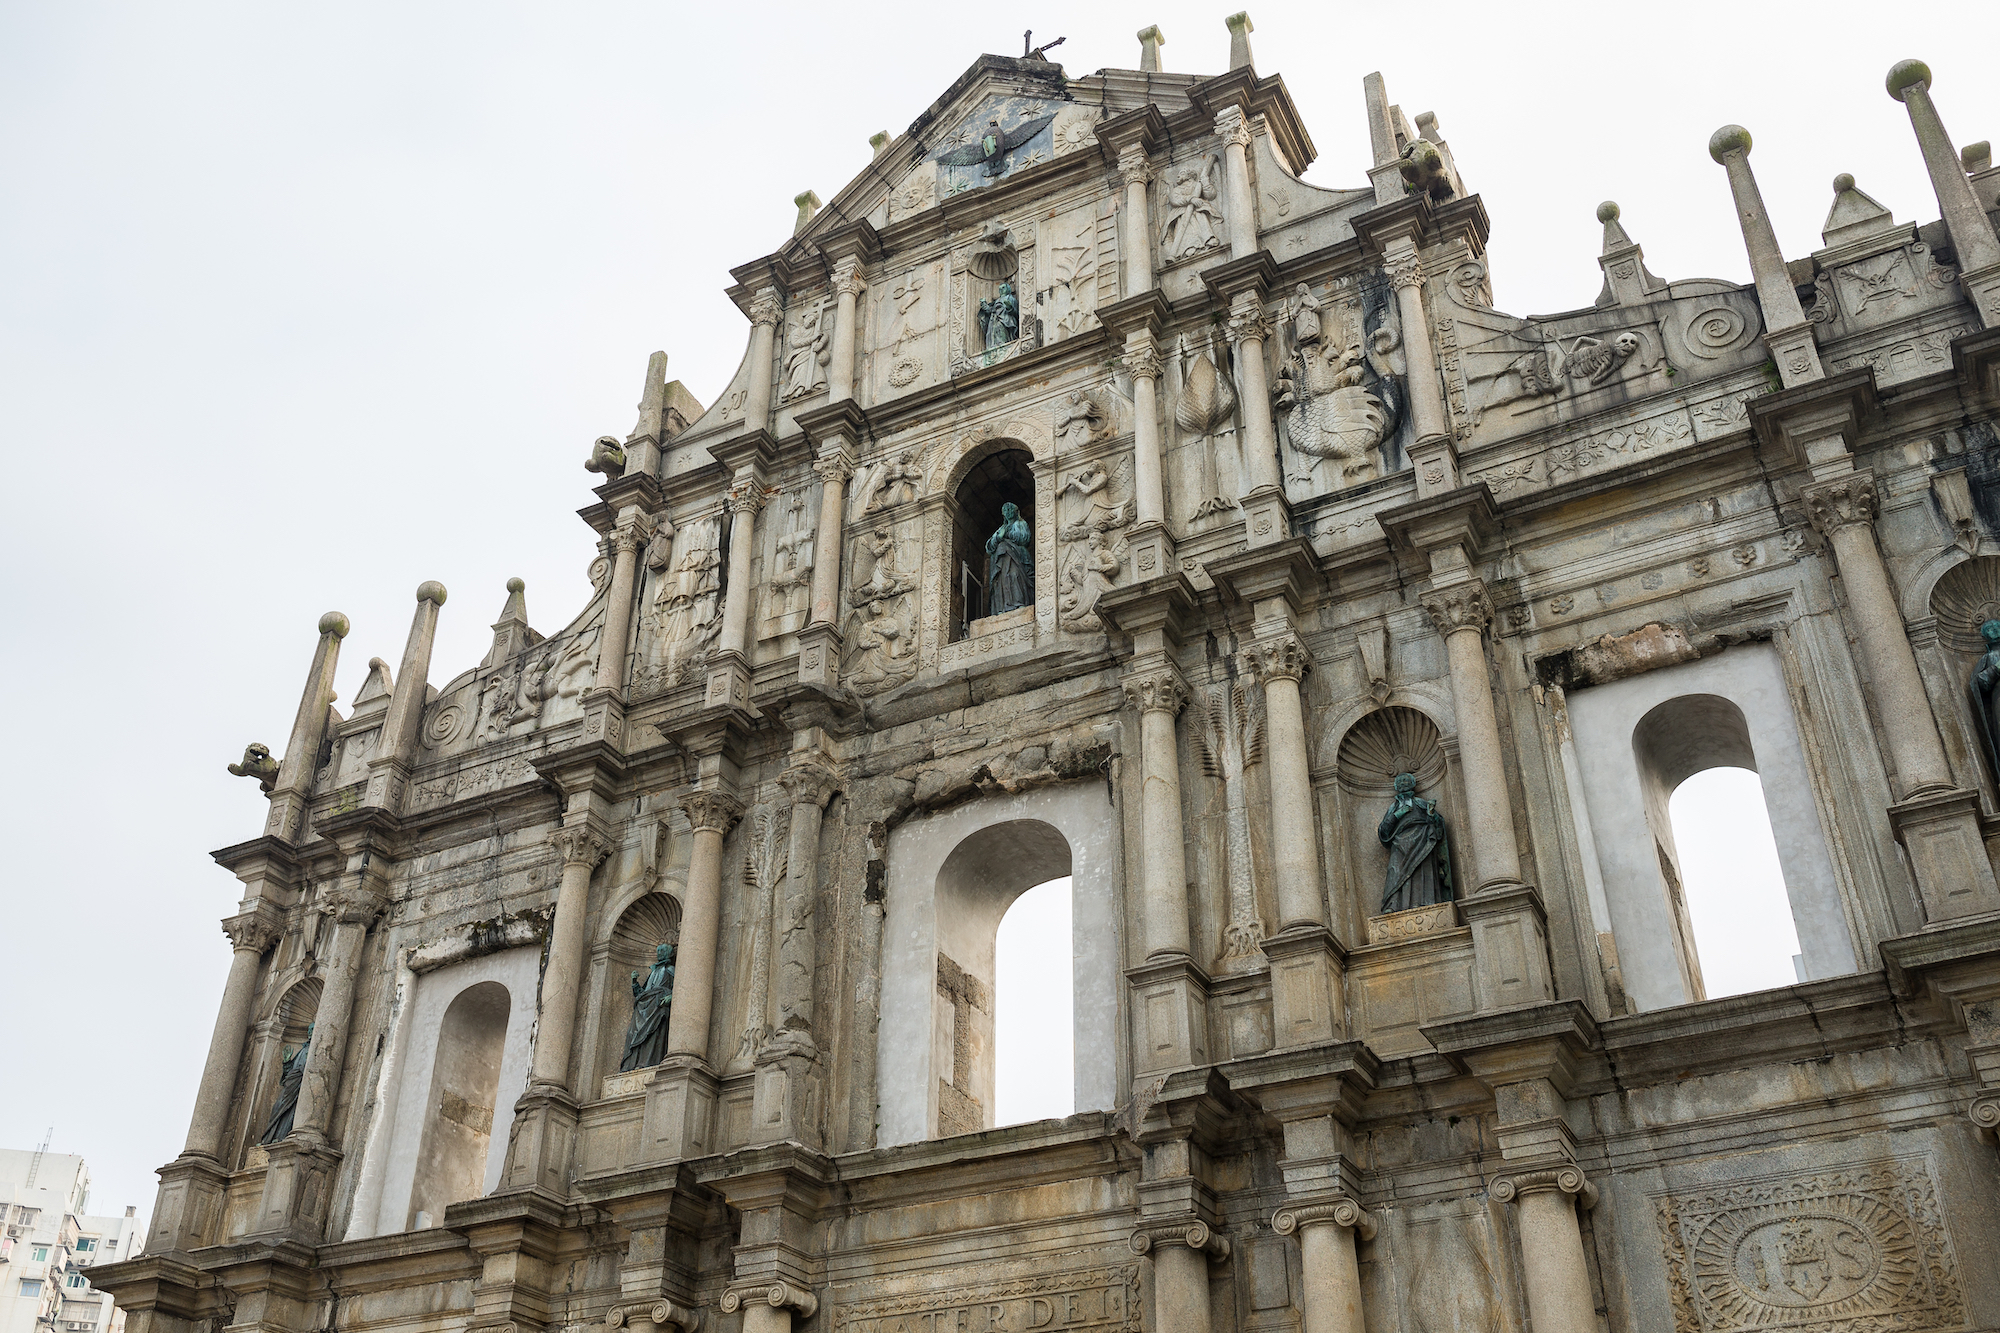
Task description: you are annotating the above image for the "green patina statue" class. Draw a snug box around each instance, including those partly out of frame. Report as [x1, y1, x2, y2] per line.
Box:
[620, 942, 676, 1072]
[1378, 773, 1453, 914]
[1968, 619, 2000, 784]
[258, 1023, 312, 1145]
[985, 501, 1034, 615]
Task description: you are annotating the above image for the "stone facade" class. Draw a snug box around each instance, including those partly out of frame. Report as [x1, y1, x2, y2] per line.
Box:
[94, 22, 2000, 1333]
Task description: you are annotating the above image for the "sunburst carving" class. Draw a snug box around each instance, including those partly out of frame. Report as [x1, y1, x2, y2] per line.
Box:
[1334, 705, 1446, 796]
[611, 892, 682, 954]
[1928, 556, 2000, 652]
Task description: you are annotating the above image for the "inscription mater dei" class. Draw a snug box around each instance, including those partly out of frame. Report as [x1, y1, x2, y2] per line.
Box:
[833, 1265, 1139, 1333]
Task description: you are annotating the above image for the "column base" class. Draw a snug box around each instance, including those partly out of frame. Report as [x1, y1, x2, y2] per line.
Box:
[704, 651, 753, 713]
[1240, 485, 1291, 548]
[1126, 521, 1177, 585]
[1127, 955, 1212, 1075]
[149, 1154, 230, 1253]
[641, 1058, 721, 1163]
[498, 1087, 580, 1197]
[249, 1138, 343, 1241]
[1888, 788, 2000, 923]
[795, 623, 843, 691]
[749, 1041, 823, 1150]
[1261, 926, 1347, 1049]
[582, 688, 628, 750]
[1457, 883, 1556, 1011]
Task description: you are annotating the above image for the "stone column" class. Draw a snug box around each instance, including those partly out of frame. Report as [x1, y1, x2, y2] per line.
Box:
[529, 824, 613, 1092]
[1131, 1222, 1228, 1333]
[773, 759, 839, 1041]
[594, 518, 650, 696]
[1215, 106, 1258, 258]
[1273, 1200, 1374, 1333]
[1128, 333, 1167, 526]
[1886, 60, 2000, 327]
[1125, 668, 1192, 958]
[292, 880, 385, 1144]
[1707, 126, 1825, 385]
[264, 612, 348, 842]
[367, 580, 447, 811]
[666, 791, 745, 1062]
[743, 287, 783, 432]
[1422, 581, 1522, 890]
[719, 481, 766, 658]
[1119, 147, 1156, 297]
[828, 260, 865, 402]
[719, 1283, 816, 1333]
[1241, 635, 1324, 930]
[1491, 1170, 1597, 1333]
[1227, 298, 1280, 498]
[1805, 474, 1952, 798]
[1384, 243, 1459, 495]
[182, 914, 280, 1160]
[808, 447, 852, 628]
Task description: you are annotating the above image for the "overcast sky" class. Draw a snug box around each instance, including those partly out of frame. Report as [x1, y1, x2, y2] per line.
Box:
[3, 0, 1991, 1224]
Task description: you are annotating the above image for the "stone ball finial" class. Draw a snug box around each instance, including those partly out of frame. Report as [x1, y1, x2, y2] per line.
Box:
[1596, 200, 1620, 224]
[1886, 59, 1931, 101]
[416, 580, 448, 605]
[506, 576, 525, 593]
[1708, 125, 1752, 164]
[1833, 172, 1856, 193]
[319, 611, 351, 639]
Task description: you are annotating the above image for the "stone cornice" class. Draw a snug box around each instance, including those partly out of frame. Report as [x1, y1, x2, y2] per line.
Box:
[1184, 67, 1315, 174]
[1748, 366, 1878, 467]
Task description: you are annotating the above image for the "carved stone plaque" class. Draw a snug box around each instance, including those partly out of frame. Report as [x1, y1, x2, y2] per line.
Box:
[1653, 1158, 1965, 1332]
[833, 1264, 1140, 1333]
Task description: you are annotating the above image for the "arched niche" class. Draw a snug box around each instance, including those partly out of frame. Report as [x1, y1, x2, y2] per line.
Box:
[1927, 554, 2000, 801]
[240, 977, 321, 1166]
[1328, 706, 1457, 930]
[405, 981, 510, 1230]
[1566, 645, 1855, 1012]
[946, 441, 1037, 637]
[878, 784, 1123, 1146]
[590, 889, 684, 1088]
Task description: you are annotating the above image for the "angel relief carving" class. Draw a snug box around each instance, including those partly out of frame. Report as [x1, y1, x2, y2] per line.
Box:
[844, 525, 919, 695]
[1056, 454, 1133, 633]
[1160, 154, 1223, 262]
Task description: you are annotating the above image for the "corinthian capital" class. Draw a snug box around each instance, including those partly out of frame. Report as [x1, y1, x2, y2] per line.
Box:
[1388, 253, 1425, 290]
[611, 513, 654, 556]
[1125, 336, 1162, 381]
[326, 880, 388, 926]
[728, 480, 770, 516]
[1240, 633, 1313, 684]
[1421, 582, 1493, 637]
[1226, 302, 1271, 346]
[748, 286, 784, 328]
[1213, 104, 1253, 150]
[680, 790, 745, 836]
[1272, 1196, 1377, 1241]
[1803, 471, 1879, 535]
[778, 758, 842, 810]
[1123, 667, 1190, 717]
[813, 447, 855, 487]
[832, 259, 867, 299]
[222, 914, 281, 955]
[1117, 145, 1154, 187]
[547, 825, 613, 869]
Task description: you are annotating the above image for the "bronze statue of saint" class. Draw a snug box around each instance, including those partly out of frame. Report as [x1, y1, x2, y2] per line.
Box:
[985, 501, 1034, 614]
[258, 1024, 312, 1145]
[1969, 619, 2000, 784]
[620, 942, 676, 1072]
[1378, 773, 1453, 913]
[977, 283, 1019, 350]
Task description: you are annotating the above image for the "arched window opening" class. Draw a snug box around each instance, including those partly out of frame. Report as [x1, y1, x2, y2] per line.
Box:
[1667, 767, 1802, 998]
[994, 877, 1074, 1127]
[950, 447, 1036, 639]
[406, 981, 509, 1229]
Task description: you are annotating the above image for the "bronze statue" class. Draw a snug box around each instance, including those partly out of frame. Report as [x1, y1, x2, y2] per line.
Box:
[985, 501, 1034, 615]
[258, 1024, 311, 1145]
[977, 283, 1019, 349]
[1969, 619, 2000, 784]
[619, 942, 676, 1073]
[1378, 773, 1453, 913]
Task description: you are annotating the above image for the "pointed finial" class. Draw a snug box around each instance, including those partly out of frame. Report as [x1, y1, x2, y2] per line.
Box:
[1597, 200, 1631, 251]
[1707, 122, 1823, 385]
[1881, 57, 2000, 322]
[354, 657, 394, 705]
[870, 131, 890, 157]
[1137, 24, 1165, 73]
[1225, 12, 1254, 71]
[793, 190, 821, 237]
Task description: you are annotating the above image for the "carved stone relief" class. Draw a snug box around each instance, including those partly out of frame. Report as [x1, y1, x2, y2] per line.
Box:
[1277, 276, 1405, 499]
[1174, 331, 1239, 523]
[1056, 452, 1132, 633]
[1033, 203, 1110, 344]
[1194, 680, 1266, 971]
[1159, 153, 1223, 264]
[832, 1265, 1141, 1333]
[729, 802, 788, 1074]
[635, 514, 722, 696]
[872, 260, 948, 398]
[843, 522, 919, 696]
[781, 299, 831, 402]
[949, 222, 1037, 375]
[1474, 410, 1695, 500]
[1653, 1158, 1966, 1333]
[760, 488, 814, 639]
[1831, 323, 1974, 387]
[931, 94, 1062, 197]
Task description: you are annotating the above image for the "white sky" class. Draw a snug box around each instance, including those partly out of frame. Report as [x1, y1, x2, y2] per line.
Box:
[3, 0, 1990, 1223]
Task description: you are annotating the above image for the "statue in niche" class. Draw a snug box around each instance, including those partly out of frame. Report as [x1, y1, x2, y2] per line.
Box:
[985, 501, 1035, 614]
[619, 943, 676, 1072]
[1160, 154, 1222, 261]
[781, 302, 831, 401]
[978, 282, 1019, 349]
[1968, 619, 2000, 784]
[1379, 773, 1453, 913]
[258, 1024, 312, 1145]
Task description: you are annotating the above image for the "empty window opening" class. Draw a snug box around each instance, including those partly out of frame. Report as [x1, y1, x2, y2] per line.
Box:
[1668, 767, 1802, 998]
[406, 981, 509, 1229]
[950, 447, 1036, 637]
[994, 877, 1074, 1127]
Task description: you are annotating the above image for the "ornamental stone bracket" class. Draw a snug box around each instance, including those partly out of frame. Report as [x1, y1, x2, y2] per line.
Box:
[1273, 1195, 1377, 1242]
[1490, 1164, 1599, 1211]
[1129, 1218, 1232, 1262]
[718, 1282, 818, 1319]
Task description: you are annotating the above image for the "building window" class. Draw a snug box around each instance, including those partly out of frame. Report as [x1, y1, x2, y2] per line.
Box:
[31, 1246, 48, 1262]
[73, 1240, 93, 1253]
[67, 1275, 86, 1288]
[20, 1280, 44, 1297]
